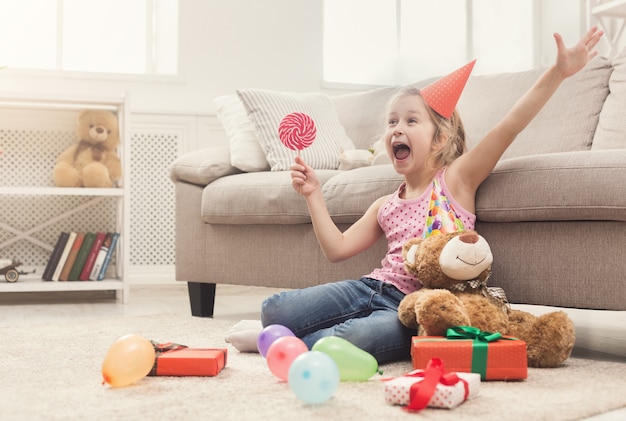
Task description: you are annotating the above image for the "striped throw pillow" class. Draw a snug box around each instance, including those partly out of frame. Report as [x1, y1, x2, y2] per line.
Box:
[237, 89, 355, 171]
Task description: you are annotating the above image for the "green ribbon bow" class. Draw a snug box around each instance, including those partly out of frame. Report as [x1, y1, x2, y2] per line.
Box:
[445, 326, 503, 379]
[446, 326, 502, 342]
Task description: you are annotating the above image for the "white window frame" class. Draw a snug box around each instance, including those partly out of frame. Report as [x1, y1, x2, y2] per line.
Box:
[322, 0, 545, 89]
[0, 0, 178, 82]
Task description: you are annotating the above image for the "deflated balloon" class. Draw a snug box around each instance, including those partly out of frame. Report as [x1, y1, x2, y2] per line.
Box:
[312, 336, 380, 381]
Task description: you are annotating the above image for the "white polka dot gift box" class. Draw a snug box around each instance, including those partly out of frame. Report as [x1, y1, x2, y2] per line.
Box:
[383, 358, 480, 412]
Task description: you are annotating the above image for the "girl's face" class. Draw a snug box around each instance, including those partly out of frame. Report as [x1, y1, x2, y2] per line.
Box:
[384, 94, 440, 175]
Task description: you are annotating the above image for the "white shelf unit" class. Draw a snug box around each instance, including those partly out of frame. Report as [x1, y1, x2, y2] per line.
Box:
[589, 0, 626, 55]
[0, 92, 130, 303]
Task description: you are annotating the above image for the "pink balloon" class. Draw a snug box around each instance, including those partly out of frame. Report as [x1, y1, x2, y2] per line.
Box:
[257, 324, 295, 357]
[266, 336, 309, 381]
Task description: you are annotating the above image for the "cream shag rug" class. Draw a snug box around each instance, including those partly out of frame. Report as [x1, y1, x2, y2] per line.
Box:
[1, 313, 625, 420]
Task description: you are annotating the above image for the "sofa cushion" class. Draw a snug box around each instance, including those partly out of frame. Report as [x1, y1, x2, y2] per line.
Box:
[201, 170, 340, 224]
[458, 56, 612, 159]
[323, 165, 404, 224]
[476, 150, 626, 223]
[593, 47, 626, 150]
[213, 95, 270, 172]
[237, 89, 355, 171]
[201, 165, 405, 225]
[332, 86, 399, 150]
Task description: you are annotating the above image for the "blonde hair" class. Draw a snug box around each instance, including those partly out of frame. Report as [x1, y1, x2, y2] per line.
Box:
[386, 86, 467, 167]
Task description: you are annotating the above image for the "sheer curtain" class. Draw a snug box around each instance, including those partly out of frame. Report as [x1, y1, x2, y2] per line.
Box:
[323, 0, 535, 86]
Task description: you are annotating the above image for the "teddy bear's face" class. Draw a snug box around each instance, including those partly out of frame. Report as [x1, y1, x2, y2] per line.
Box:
[76, 110, 119, 150]
[403, 230, 492, 288]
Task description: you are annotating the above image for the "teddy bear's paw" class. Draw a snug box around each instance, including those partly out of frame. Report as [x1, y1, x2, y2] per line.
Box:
[82, 162, 113, 188]
[525, 311, 576, 368]
[398, 293, 420, 329]
[52, 163, 82, 187]
[398, 308, 419, 330]
[416, 290, 470, 336]
[463, 295, 510, 333]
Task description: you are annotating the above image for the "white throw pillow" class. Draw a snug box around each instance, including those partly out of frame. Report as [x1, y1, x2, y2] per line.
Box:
[213, 95, 270, 172]
[593, 47, 626, 150]
[237, 89, 355, 171]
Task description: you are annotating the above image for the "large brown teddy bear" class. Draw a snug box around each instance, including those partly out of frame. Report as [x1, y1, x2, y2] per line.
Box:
[398, 230, 575, 368]
[53, 110, 122, 188]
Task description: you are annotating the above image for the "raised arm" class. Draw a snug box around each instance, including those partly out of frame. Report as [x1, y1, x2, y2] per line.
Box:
[449, 26, 604, 204]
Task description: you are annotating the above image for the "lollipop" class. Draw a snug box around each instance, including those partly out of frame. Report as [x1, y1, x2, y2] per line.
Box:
[278, 112, 316, 154]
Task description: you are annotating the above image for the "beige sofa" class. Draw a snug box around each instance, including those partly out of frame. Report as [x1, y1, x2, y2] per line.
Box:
[170, 50, 626, 356]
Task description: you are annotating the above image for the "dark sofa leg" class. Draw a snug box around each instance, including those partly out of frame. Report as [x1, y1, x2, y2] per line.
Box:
[187, 282, 216, 318]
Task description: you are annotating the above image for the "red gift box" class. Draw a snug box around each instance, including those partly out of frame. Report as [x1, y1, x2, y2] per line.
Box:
[149, 342, 227, 376]
[411, 327, 527, 381]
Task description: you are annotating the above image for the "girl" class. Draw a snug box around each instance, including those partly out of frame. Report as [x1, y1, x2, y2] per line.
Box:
[260, 27, 603, 363]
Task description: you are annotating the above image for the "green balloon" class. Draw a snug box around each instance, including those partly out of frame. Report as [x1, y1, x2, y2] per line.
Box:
[312, 336, 380, 381]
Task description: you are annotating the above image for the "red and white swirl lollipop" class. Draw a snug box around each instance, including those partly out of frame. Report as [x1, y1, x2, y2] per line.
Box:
[278, 112, 316, 155]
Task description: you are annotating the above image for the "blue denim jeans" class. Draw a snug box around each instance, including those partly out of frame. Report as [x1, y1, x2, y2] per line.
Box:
[260, 277, 414, 364]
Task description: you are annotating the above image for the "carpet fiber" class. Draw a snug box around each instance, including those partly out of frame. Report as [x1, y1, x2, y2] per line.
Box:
[2, 313, 625, 420]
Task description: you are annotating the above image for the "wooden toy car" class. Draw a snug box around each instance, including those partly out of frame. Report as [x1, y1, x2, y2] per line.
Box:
[0, 259, 22, 282]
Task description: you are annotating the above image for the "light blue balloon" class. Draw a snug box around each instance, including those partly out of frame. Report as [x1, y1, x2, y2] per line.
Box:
[288, 351, 340, 404]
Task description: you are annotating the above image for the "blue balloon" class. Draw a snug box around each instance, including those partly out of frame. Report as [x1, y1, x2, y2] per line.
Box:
[288, 351, 340, 404]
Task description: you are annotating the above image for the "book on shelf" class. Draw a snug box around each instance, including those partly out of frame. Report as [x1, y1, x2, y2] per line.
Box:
[67, 232, 96, 281]
[97, 232, 120, 281]
[89, 232, 113, 281]
[51, 232, 77, 281]
[42, 232, 70, 281]
[79, 232, 106, 281]
[59, 232, 85, 282]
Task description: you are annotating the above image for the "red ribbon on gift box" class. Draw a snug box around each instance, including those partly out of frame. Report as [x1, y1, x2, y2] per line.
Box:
[403, 358, 469, 412]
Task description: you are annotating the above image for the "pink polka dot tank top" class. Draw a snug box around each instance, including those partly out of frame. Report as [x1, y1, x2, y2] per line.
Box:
[365, 167, 475, 294]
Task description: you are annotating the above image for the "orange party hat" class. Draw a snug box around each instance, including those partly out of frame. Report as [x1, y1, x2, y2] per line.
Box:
[420, 60, 476, 119]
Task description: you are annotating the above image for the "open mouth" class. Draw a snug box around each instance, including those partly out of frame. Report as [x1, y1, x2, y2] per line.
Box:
[393, 143, 411, 160]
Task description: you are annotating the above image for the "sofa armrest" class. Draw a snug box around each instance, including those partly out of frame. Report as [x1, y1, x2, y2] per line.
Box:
[170, 145, 242, 186]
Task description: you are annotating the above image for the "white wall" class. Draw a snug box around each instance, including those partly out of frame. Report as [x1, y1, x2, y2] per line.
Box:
[135, 0, 326, 114]
[0, 0, 325, 117]
[1, 0, 611, 120]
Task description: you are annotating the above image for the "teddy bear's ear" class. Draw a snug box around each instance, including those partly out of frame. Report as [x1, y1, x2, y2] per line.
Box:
[402, 238, 423, 265]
